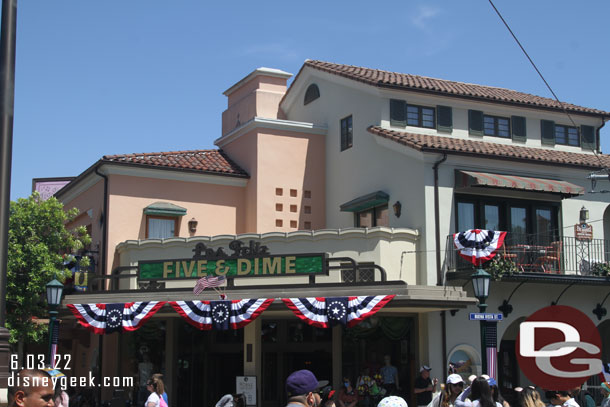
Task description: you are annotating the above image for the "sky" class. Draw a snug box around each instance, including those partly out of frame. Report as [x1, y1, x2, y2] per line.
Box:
[7, 0, 610, 200]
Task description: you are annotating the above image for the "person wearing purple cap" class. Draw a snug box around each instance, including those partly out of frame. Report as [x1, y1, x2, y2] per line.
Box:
[285, 369, 329, 407]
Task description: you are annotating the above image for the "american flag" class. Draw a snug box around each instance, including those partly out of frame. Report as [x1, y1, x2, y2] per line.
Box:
[193, 276, 226, 294]
[485, 322, 498, 380]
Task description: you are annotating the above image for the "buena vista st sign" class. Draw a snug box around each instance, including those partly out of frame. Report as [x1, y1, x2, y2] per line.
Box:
[138, 240, 328, 281]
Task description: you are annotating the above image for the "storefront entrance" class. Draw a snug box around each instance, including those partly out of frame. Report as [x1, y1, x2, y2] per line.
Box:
[261, 319, 332, 407]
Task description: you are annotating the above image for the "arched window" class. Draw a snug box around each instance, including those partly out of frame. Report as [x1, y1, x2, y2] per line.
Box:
[304, 84, 320, 105]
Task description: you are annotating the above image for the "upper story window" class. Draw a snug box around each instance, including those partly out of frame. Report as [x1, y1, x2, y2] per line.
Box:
[541, 120, 595, 150]
[470, 110, 526, 142]
[304, 84, 320, 105]
[483, 115, 510, 138]
[143, 201, 186, 239]
[147, 216, 178, 239]
[357, 204, 389, 227]
[340, 115, 353, 151]
[390, 99, 452, 132]
[554, 125, 579, 146]
[407, 104, 435, 128]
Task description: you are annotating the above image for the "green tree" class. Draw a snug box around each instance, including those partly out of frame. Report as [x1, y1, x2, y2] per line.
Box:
[7, 192, 91, 344]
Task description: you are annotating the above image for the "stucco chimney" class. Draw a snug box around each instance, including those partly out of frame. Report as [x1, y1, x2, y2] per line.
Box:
[221, 67, 292, 136]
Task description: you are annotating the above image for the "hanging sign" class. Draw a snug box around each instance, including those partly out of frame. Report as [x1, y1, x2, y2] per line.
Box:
[575, 223, 593, 241]
[138, 240, 328, 281]
[469, 313, 503, 321]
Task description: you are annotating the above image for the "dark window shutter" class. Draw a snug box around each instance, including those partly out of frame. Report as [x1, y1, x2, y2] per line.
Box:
[437, 105, 453, 133]
[541, 120, 555, 146]
[581, 125, 595, 150]
[468, 110, 484, 136]
[390, 99, 406, 127]
[511, 116, 527, 142]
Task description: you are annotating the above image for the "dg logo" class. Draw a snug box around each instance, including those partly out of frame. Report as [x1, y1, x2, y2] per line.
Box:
[516, 305, 602, 390]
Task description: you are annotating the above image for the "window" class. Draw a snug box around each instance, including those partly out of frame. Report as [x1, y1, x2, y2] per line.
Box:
[554, 125, 579, 146]
[455, 195, 559, 244]
[407, 104, 435, 128]
[541, 121, 595, 149]
[470, 110, 527, 141]
[340, 115, 353, 151]
[304, 84, 320, 105]
[390, 100, 449, 131]
[146, 216, 178, 239]
[356, 205, 389, 227]
[484, 115, 510, 138]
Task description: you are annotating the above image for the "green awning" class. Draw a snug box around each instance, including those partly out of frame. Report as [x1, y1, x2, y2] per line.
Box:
[340, 191, 389, 212]
[143, 202, 187, 217]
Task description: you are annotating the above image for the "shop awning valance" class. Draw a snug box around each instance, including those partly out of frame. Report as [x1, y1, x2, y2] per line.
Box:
[455, 170, 585, 196]
[143, 202, 187, 216]
[67, 295, 395, 333]
[340, 191, 389, 212]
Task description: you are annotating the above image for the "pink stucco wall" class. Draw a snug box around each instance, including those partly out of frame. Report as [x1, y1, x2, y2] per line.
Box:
[222, 74, 289, 135]
[61, 180, 105, 265]
[221, 127, 325, 233]
[255, 129, 325, 232]
[106, 174, 245, 271]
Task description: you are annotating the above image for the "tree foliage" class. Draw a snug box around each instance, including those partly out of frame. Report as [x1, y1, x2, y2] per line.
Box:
[7, 192, 91, 344]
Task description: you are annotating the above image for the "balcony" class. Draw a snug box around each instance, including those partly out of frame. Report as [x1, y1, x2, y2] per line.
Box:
[445, 233, 610, 276]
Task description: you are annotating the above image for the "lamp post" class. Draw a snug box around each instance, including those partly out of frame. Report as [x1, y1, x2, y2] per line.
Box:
[46, 277, 64, 367]
[471, 268, 491, 375]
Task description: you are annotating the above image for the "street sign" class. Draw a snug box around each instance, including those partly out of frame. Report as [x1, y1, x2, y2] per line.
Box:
[469, 313, 503, 321]
[575, 223, 593, 241]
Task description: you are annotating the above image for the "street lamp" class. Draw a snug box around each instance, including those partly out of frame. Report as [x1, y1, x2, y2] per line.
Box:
[46, 277, 64, 367]
[471, 268, 491, 376]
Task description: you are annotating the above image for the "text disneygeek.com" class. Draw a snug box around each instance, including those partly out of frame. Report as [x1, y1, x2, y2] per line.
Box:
[10, 354, 134, 390]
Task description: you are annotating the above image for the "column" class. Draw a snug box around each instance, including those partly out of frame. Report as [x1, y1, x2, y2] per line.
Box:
[243, 318, 262, 406]
[332, 325, 342, 390]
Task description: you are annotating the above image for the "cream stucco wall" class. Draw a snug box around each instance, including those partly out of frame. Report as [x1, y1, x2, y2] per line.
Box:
[116, 227, 419, 290]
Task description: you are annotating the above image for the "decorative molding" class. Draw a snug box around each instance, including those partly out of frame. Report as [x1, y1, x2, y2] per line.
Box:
[215, 117, 327, 147]
[116, 227, 420, 253]
[223, 67, 293, 96]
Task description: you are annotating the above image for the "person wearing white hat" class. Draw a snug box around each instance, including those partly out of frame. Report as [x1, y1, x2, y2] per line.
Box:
[428, 374, 464, 407]
[415, 366, 437, 407]
[379, 396, 408, 407]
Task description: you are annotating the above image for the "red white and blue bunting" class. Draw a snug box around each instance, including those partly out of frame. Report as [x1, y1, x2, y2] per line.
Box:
[169, 299, 273, 330]
[282, 296, 395, 328]
[67, 301, 166, 335]
[453, 229, 507, 266]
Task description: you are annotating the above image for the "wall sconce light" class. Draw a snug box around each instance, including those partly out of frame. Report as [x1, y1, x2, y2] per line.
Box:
[188, 218, 198, 233]
[393, 201, 402, 218]
[579, 206, 589, 224]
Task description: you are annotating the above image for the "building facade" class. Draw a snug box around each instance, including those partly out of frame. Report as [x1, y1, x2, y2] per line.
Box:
[55, 61, 610, 407]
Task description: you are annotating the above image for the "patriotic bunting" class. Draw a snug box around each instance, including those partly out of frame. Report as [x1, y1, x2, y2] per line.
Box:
[282, 295, 395, 328]
[453, 229, 507, 266]
[66, 301, 165, 335]
[169, 299, 273, 330]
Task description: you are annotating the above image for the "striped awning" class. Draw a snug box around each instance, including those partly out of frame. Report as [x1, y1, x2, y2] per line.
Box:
[455, 170, 585, 196]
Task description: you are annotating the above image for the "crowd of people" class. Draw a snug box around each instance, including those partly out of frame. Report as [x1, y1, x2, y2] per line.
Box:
[275, 364, 610, 407]
[6, 365, 610, 407]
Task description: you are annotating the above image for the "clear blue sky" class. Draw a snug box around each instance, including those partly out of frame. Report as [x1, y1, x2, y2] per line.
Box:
[8, 0, 610, 199]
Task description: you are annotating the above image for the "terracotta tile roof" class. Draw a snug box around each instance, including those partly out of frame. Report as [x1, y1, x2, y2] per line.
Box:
[303, 60, 609, 117]
[368, 125, 610, 169]
[102, 149, 249, 177]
